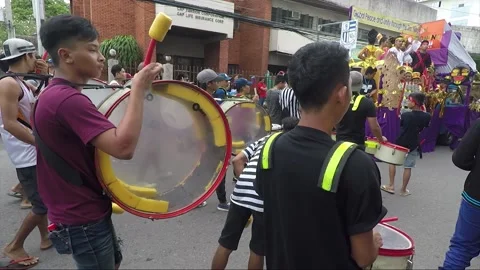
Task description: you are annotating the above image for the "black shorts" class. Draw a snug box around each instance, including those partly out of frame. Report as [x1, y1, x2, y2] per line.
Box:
[16, 166, 47, 215]
[218, 202, 264, 256]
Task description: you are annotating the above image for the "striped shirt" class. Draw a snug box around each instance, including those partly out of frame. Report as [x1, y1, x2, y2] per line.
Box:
[279, 87, 301, 119]
[230, 135, 270, 212]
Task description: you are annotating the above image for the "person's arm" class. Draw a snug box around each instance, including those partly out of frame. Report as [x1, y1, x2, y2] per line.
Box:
[367, 81, 378, 97]
[357, 48, 367, 60]
[0, 78, 35, 145]
[341, 153, 387, 268]
[452, 120, 480, 171]
[60, 63, 161, 160]
[365, 100, 385, 142]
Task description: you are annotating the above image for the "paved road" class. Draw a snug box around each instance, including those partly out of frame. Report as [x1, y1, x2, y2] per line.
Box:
[1, 143, 479, 269]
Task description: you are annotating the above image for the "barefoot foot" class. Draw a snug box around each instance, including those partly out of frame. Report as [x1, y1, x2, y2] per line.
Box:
[40, 238, 52, 250]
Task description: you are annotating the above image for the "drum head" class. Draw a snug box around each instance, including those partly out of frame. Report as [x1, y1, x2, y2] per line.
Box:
[375, 223, 413, 251]
[82, 79, 117, 108]
[221, 100, 271, 152]
[95, 80, 231, 219]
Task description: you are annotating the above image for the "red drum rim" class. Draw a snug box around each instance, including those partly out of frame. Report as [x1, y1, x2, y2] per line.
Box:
[380, 142, 409, 153]
[378, 223, 415, 257]
[95, 80, 232, 219]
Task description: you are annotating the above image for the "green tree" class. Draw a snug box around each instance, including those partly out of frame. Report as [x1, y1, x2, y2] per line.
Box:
[0, 0, 70, 44]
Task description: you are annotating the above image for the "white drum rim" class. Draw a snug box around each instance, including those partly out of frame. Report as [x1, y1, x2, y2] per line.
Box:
[94, 80, 233, 219]
[377, 223, 415, 257]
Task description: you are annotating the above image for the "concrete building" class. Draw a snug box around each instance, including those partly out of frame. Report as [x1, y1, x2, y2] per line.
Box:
[418, 0, 480, 26]
[71, 0, 437, 80]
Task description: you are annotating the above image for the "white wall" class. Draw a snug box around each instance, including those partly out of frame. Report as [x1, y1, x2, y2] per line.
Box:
[451, 25, 480, 53]
[156, 35, 205, 58]
[421, 0, 480, 26]
[272, 0, 347, 27]
[155, 0, 234, 38]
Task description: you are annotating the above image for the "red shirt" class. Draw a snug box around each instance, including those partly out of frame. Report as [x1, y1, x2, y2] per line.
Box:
[34, 78, 114, 225]
[257, 82, 267, 98]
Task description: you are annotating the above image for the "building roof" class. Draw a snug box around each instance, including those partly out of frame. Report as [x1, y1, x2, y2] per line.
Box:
[291, 0, 349, 14]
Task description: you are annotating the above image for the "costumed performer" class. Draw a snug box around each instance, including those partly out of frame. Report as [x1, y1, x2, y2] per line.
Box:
[354, 29, 384, 69]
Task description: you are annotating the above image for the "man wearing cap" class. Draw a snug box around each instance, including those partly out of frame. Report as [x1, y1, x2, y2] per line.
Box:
[0, 38, 50, 268]
[212, 73, 231, 100]
[410, 40, 432, 74]
[336, 71, 386, 150]
[196, 69, 231, 211]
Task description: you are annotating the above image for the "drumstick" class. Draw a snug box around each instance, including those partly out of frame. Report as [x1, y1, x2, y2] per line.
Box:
[144, 13, 172, 65]
[381, 217, 399, 223]
[41, 52, 48, 60]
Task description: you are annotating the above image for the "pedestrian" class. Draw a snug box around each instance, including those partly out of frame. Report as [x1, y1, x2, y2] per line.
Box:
[381, 92, 431, 196]
[441, 118, 480, 269]
[196, 68, 230, 211]
[36, 15, 161, 269]
[0, 38, 51, 268]
[336, 70, 386, 150]
[211, 117, 299, 270]
[109, 64, 126, 86]
[265, 76, 286, 125]
[254, 41, 386, 269]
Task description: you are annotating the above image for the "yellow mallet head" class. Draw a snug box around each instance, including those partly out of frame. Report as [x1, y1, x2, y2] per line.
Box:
[149, 13, 173, 42]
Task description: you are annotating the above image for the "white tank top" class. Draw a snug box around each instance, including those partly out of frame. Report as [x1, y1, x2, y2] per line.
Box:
[0, 77, 36, 168]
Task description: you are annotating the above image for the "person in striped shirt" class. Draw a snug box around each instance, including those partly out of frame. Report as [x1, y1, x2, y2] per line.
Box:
[278, 74, 301, 120]
[211, 117, 299, 270]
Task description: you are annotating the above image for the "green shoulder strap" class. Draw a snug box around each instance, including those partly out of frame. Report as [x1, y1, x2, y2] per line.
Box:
[260, 132, 283, 170]
[318, 141, 358, 193]
[351, 95, 364, 111]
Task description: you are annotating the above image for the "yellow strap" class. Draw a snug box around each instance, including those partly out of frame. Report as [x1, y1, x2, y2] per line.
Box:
[321, 142, 356, 192]
[351, 95, 364, 111]
[261, 132, 282, 169]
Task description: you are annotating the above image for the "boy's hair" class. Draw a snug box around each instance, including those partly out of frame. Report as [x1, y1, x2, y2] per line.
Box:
[274, 76, 286, 85]
[111, 64, 123, 76]
[282, 117, 299, 131]
[409, 92, 426, 106]
[365, 67, 377, 75]
[40, 15, 99, 66]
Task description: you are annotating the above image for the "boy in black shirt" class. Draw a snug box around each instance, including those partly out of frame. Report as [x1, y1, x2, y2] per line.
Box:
[381, 92, 430, 196]
[254, 42, 386, 269]
[361, 67, 377, 98]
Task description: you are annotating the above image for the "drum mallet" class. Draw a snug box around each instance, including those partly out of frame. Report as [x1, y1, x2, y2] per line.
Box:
[143, 12, 172, 66]
[381, 217, 399, 223]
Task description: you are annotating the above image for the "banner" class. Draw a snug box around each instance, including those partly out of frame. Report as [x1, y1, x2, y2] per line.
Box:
[419, 20, 446, 49]
[350, 6, 420, 36]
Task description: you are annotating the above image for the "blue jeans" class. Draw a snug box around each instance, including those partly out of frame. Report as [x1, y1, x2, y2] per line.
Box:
[49, 216, 122, 270]
[443, 198, 480, 269]
[258, 97, 265, 107]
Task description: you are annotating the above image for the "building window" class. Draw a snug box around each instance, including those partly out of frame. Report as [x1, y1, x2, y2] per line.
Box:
[271, 7, 314, 29]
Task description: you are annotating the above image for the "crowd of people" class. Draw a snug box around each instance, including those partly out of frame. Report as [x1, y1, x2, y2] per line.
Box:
[0, 14, 478, 270]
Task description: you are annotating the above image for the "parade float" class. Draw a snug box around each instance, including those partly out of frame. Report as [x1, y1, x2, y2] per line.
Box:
[357, 19, 477, 153]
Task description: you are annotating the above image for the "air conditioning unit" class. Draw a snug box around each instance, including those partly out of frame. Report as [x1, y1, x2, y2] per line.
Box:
[291, 11, 301, 20]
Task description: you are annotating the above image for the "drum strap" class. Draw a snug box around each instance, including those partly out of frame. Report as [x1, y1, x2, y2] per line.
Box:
[32, 98, 85, 186]
[318, 141, 357, 193]
[260, 134, 357, 194]
[351, 95, 364, 111]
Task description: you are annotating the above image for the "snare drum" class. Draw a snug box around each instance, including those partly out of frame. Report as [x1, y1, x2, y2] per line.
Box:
[369, 223, 414, 270]
[331, 132, 336, 141]
[221, 99, 271, 152]
[374, 142, 409, 165]
[96, 80, 231, 219]
[365, 139, 379, 155]
[271, 124, 282, 133]
[82, 78, 118, 108]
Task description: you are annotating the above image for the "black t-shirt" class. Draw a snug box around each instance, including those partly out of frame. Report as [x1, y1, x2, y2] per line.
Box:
[452, 119, 480, 203]
[410, 51, 432, 74]
[336, 94, 377, 145]
[396, 110, 431, 151]
[254, 126, 387, 269]
[361, 78, 377, 95]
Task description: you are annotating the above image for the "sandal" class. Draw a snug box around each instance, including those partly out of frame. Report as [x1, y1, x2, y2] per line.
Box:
[400, 190, 411, 197]
[0, 257, 39, 269]
[380, 185, 395, 194]
[7, 192, 22, 199]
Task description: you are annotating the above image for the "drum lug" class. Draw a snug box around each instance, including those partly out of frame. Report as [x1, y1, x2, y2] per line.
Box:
[392, 149, 396, 155]
[145, 93, 154, 101]
[407, 256, 414, 270]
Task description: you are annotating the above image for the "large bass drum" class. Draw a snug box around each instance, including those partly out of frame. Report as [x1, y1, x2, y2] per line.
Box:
[220, 99, 271, 154]
[96, 80, 231, 219]
[82, 78, 119, 108]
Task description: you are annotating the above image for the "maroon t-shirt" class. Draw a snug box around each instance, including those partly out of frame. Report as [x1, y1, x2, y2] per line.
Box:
[34, 78, 115, 225]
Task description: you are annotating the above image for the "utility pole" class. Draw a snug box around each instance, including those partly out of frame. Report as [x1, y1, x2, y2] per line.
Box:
[5, 0, 15, 39]
[32, 0, 45, 55]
